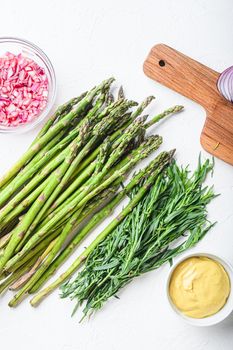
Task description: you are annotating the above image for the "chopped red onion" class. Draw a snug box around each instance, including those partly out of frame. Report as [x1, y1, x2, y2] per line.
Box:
[217, 66, 233, 103]
[0, 52, 48, 127]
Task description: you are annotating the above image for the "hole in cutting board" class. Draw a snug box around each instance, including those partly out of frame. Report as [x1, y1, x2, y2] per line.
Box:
[159, 60, 165, 67]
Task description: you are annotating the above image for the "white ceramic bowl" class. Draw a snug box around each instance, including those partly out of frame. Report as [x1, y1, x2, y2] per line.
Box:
[166, 253, 233, 326]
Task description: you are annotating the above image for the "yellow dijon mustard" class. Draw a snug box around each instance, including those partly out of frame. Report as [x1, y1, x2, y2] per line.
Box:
[169, 256, 230, 318]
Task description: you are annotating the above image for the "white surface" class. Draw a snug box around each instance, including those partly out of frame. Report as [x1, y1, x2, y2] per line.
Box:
[0, 0, 233, 349]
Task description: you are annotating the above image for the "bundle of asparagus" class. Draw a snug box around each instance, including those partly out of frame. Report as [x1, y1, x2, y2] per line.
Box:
[0, 78, 183, 306]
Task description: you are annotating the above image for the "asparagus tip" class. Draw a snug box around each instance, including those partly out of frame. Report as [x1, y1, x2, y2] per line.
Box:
[118, 86, 125, 100]
[174, 105, 184, 112]
[169, 149, 176, 158]
[147, 95, 155, 101]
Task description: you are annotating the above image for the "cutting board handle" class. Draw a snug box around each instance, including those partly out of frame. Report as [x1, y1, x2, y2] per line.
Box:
[143, 44, 220, 111]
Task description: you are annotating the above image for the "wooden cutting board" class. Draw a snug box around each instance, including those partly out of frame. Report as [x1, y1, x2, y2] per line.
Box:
[143, 44, 233, 165]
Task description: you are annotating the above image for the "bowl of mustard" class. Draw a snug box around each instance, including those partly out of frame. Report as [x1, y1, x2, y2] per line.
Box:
[167, 253, 233, 326]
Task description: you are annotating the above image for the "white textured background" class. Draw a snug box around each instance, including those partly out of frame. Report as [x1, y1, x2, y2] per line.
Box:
[0, 0, 233, 349]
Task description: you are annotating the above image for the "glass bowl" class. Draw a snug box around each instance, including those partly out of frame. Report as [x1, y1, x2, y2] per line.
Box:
[0, 37, 56, 133]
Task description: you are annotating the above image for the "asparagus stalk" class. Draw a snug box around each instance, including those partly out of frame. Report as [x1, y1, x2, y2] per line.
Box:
[131, 96, 155, 119]
[0, 177, 51, 232]
[146, 105, 184, 128]
[30, 151, 173, 306]
[9, 238, 58, 290]
[0, 78, 114, 188]
[0, 254, 40, 295]
[43, 184, 120, 243]
[46, 162, 96, 217]
[7, 230, 62, 274]
[0, 232, 12, 249]
[15, 130, 68, 180]
[32, 92, 88, 143]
